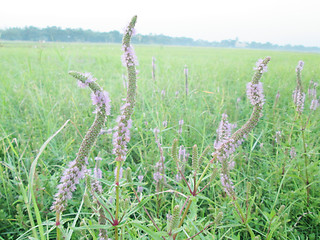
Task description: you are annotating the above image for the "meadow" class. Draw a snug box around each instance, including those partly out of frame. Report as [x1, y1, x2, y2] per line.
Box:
[0, 39, 320, 239]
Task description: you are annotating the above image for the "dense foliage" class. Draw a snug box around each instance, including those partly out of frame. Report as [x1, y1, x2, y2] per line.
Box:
[0, 42, 319, 239]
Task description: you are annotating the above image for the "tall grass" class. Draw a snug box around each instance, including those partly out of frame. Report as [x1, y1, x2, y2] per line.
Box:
[0, 41, 320, 239]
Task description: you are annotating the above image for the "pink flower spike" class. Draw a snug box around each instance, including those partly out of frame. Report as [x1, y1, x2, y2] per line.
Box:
[137, 186, 143, 193]
[77, 80, 87, 88]
[91, 92, 101, 106]
[296, 60, 304, 72]
[310, 99, 319, 111]
[94, 168, 102, 179]
[101, 91, 111, 115]
[253, 58, 269, 73]
[246, 82, 265, 107]
[83, 72, 96, 83]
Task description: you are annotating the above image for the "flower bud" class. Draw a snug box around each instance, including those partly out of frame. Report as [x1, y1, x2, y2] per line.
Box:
[171, 139, 179, 163]
[215, 211, 223, 225]
[125, 167, 132, 183]
[170, 205, 180, 232]
[278, 205, 285, 215]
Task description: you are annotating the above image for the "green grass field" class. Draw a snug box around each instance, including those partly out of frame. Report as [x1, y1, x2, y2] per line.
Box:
[0, 41, 320, 239]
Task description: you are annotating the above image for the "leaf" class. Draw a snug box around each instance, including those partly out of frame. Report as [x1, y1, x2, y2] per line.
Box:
[65, 189, 86, 240]
[71, 224, 114, 231]
[189, 197, 198, 220]
[28, 119, 70, 202]
[131, 221, 166, 240]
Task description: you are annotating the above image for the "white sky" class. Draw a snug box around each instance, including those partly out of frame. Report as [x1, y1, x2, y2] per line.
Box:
[1, 0, 320, 47]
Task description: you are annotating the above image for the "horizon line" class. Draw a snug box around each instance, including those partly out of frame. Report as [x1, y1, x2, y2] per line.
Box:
[1, 25, 319, 49]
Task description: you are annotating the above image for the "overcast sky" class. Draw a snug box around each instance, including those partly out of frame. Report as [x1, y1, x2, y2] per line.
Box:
[1, 0, 320, 47]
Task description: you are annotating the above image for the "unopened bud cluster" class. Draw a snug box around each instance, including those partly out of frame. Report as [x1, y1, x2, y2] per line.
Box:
[167, 205, 180, 235]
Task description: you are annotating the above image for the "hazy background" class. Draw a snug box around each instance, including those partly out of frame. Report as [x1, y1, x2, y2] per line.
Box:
[1, 0, 320, 47]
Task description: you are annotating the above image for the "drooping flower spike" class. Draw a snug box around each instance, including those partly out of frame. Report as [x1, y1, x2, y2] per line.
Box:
[52, 72, 111, 214]
[212, 57, 271, 198]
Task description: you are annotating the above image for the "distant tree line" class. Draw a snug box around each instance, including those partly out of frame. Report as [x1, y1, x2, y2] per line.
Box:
[0, 26, 319, 52]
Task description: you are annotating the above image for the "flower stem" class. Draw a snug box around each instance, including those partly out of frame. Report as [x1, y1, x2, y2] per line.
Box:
[234, 201, 255, 239]
[115, 161, 121, 240]
[196, 163, 210, 189]
[172, 199, 192, 240]
[56, 213, 61, 240]
[131, 187, 166, 239]
[300, 120, 310, 205]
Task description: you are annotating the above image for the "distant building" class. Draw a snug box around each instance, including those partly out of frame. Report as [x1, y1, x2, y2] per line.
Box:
[235, 40, 247, 48]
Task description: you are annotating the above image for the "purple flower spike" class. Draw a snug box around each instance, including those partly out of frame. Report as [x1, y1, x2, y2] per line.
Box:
[153, 128, 160, 134]
[137, 186, 143, 193]
[175, 173, 182, 182]
[153, 172, 162, 182]
[113, 17, 138, 163]
[162, 120, 168, 128]
[53, 71, 112, 215]
[220, 173, 235, 197]
[296, 60, 304, 72]
[91, 91, 111, 115]
[78, 80, 87, 88]
[76, 72, 97, 88]
[310, 99, 319, 111]
[212, 57, 271, 201]
[246, 82, 265, 107]
[91, 92, 101, 105]
[121, 45, 139, 67]
[292, 87, 305, 114]
[253, 59, 268, 73]
[290, 147, 296, 159]
[292, 60, 306, 114]
[51, 163, 87, 212]
[179, 146, 186, 161]
[178, 119, 184, 134]
[83, 72, 96, 83]
[94, 168, 102, 179]
[214, 113, 235, 150]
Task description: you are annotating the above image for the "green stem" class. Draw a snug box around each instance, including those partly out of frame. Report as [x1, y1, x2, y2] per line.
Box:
[172, 199, 192, 240]
[31, 191, 45, 240]
[115, 161, 121, 240]
[131, 187, 163, 234]
[19, 182, 39, 240]
[169, 160, 210, 239]
[179, 200, 192, 228]
[288, 114, 298, 146]
[196, 163, 210, 189]
[56, 213, 61, 240]
[115, 228, 119, 240]
[300, 120, 310, 205]
[303, 111, 312, 130]
[115, 161, 121, 220]
[234, 201, 255, 239]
